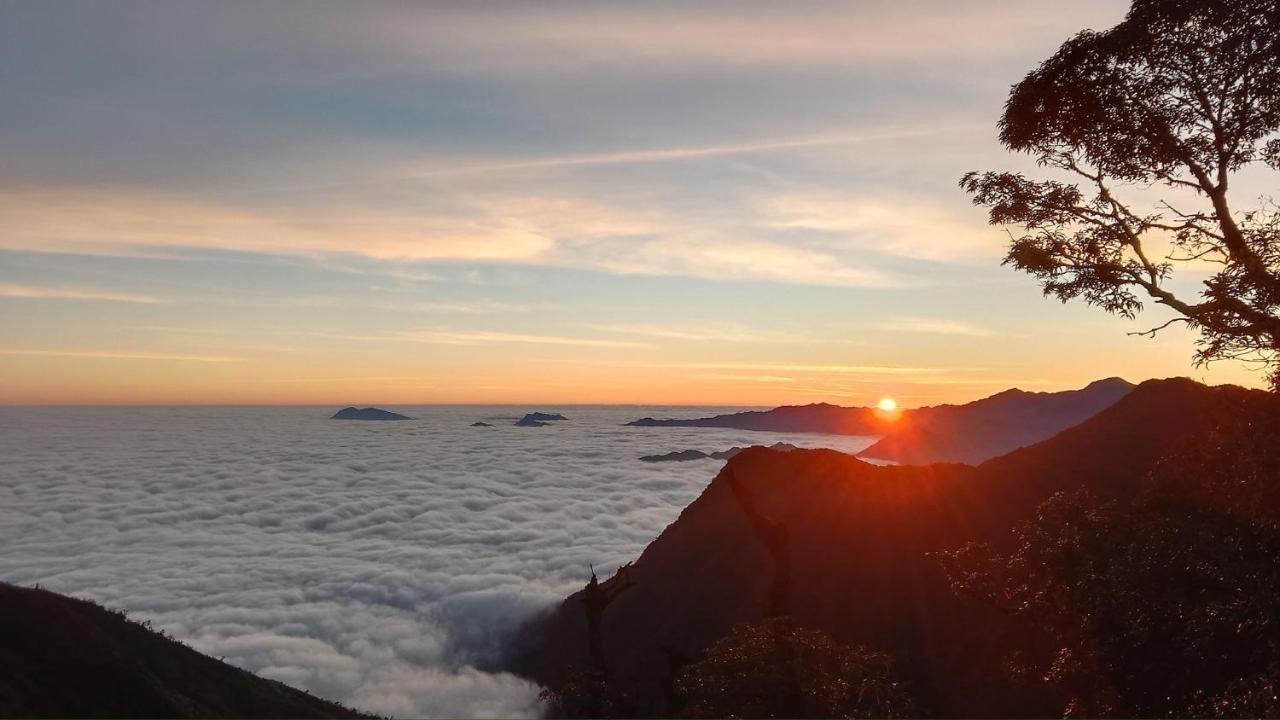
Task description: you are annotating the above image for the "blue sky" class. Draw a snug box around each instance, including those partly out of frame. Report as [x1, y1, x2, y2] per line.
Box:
[0, 0, 1261, 404]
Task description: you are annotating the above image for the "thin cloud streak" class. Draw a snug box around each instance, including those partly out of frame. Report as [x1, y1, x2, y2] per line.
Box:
[412, 330, 647, 349]
[0, 349, 246, 363]
[588, 323, 809, 344]
[400, 127, 959, 179]
[290, 328, 647, 350]
[574, 360, 949, 376]
[877, 316, 998, 337]
[697, 374, 798, 384]
[227, 126, 967, 200]
[681, 362, 945, 375]
[0, 283, 165, 304]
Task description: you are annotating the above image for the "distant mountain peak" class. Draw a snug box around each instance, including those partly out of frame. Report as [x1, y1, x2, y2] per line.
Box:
[330, 407, 410, 421]
[1084, 376, 1135, 390]
[625, 377, 1138, 464]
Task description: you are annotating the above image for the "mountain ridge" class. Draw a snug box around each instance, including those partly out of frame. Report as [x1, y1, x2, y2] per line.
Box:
[510, 378, 1274, 716]
[626, 377, 1135, 465]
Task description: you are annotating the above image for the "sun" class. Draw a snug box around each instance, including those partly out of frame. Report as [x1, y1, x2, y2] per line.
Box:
[877, 397, 898, 412]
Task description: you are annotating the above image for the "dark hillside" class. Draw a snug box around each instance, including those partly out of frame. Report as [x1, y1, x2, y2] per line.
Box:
[0, 583, 369, 718]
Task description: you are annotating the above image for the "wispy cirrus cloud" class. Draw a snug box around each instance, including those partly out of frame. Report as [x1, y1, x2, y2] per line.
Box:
[682, 362, 944, 375]
[408, 330, 646, 349]
[332, 1, 1126, 75]
[877, 316, 998, 337]
[588, 360, 947, 376]
[394, 127, 953, 181]
[588, 323, 809, 344]
[0, 189, 554, 262]
[758, 193, 1003, 264]
[0, 188, 912, 288]
[0, 282, 164, 304]
[288, 328, 647, 350]
[0, 349, 245, 363]
[390, 301, 532, 315]
[696, 374, 798, 384]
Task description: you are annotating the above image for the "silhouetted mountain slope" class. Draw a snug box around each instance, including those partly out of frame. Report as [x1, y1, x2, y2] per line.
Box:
[0, 583, 368, 719]
[626, 378, 1134, 465]
[859, 377, 1134, 464]
[511, 378, 1274, 717]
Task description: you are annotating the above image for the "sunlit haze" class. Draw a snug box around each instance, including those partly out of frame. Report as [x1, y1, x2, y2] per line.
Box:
[0, 1, 1264, 406]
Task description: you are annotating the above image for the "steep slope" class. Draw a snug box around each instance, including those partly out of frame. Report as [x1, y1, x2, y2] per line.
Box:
[511, 378, 1272, 717]
[0, 583, 368, 718]
[626, 377, 1135, 465]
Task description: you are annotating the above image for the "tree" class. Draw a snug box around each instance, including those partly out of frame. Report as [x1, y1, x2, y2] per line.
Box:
[939, 487, 1280, 718]
[961, 0, 1280, 387]
[539, 667, 635, 719]
[674, 618, 917, 719]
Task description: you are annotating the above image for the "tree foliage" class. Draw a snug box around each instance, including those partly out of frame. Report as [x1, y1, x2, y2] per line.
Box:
[673, 617, 917, 719]
[939, 481, 1280, 717]
[962, 0, 1280, 387]
[539, 667, 635, 719]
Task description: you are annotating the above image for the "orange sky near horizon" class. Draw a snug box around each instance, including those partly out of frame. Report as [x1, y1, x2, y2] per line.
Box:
[0, 308, 1262, 407]
[2, 1, 1271, 407]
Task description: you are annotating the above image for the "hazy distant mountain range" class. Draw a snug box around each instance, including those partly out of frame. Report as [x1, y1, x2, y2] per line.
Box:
[628, 377, 1135, 465]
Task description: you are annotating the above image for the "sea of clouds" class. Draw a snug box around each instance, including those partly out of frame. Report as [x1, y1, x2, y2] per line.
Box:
[0, 406, 874, 717]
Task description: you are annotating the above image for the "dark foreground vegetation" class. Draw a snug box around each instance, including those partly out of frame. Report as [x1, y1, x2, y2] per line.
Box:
[513, 2, 1277, 710]
[512, 378, 1280, 717]
[0, 583, 368, 718]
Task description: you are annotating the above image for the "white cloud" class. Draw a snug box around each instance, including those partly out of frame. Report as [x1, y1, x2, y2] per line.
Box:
[0, 189, 554, 262]
[0, 188, 918, 288]
[758, 193, 1005, 264]
[552, 233, 903, 287]
[0, 406, 878, 717]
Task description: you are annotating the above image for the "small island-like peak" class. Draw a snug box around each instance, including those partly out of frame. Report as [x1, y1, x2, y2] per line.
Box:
[331, 407, 410, 421]
[514, 412, 566, 427]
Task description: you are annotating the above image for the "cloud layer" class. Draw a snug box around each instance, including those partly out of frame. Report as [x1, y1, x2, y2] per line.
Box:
[0, 406, 874, 717]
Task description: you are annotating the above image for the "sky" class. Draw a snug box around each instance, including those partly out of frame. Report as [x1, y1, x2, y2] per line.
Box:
[0, 0, 1266, 405]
